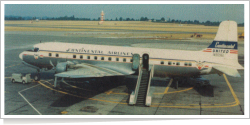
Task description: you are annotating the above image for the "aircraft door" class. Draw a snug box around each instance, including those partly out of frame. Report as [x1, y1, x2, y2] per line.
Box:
[142, 54, 149, 70]
[132, 54, 140, 71]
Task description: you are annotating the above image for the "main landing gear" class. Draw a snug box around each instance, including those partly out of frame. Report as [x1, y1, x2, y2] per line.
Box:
[174, 80, 178, 89]
[172, 77, 187, 89]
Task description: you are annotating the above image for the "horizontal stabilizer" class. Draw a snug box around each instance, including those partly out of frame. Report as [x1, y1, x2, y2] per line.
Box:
[213, 65, 241, 77]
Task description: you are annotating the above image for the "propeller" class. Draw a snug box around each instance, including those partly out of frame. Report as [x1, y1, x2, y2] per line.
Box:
[50, 60, 56, 70]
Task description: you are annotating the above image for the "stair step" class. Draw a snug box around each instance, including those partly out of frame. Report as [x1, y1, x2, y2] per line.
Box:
[138, 97, 146, 99]
[137, 98, 145, 100]
[137, 94, 145, 98]
[137, 100, 145, 102]
[135, 69, 151, 106]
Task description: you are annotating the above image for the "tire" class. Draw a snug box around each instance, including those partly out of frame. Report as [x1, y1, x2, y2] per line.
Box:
[12, 79, 15, 83]
[34, 75, 40, 81]
[175, 81, 178, 89]
[22, 81, 26, 84]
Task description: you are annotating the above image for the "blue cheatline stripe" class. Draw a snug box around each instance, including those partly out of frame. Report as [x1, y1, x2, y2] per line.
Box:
[207, 41, 237, 50]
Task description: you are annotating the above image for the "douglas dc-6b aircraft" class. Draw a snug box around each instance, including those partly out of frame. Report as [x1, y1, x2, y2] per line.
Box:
[18, 21, 243, 106]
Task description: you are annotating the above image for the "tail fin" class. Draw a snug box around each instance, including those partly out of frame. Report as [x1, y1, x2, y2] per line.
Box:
[202, 21, 243, 70]
[203, 21, 238, 52]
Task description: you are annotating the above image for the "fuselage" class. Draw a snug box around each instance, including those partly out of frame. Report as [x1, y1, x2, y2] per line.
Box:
[19, 42, 219, 78]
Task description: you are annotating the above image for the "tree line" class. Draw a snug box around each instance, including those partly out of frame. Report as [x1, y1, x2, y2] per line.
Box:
[5, 15, 244, 26]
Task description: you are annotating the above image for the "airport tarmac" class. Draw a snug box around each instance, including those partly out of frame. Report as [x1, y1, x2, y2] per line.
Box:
[4, 31, 244, 116]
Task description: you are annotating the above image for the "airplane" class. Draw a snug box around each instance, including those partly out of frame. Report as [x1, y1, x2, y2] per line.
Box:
[18, 20, 243, 105]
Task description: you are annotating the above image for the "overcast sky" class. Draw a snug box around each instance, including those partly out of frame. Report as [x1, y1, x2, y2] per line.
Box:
[4, 4, 244, 23]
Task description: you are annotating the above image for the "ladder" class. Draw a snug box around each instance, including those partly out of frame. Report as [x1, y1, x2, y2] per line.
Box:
[136, 69, 149, 106]
[129, 65, 154, 106]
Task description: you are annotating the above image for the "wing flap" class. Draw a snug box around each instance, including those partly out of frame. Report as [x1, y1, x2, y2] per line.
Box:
[213, 65, 241, 77]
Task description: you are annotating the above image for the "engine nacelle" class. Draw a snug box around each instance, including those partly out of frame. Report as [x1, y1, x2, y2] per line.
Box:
[55, 62, 68, 73]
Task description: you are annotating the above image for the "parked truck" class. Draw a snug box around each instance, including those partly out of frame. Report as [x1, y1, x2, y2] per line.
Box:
[11, 73, 32, 84]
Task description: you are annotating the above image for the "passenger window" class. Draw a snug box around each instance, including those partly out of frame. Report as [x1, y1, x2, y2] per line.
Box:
[184, 62, 188, 66]
[94, 56, 97, 60]
[108, 57, 112, 61]
[176, 62, 180, 65]
[73, 55, 76, 58]
[168, 61, 172, 65]
[116, 58, 119, 61]
[56, 54, 59, 57]
[161, 61, 164, 65]
[87, 56, 90, 59]
[189, 63, 192, 66]
[101, 57, 104, 60]
[49, 53, 52, 57]
[123, 58, 126, 62]
[80, 55, 83, 59]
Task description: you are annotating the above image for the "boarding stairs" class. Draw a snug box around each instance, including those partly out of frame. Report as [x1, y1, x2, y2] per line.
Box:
[129, 65, 154, 106]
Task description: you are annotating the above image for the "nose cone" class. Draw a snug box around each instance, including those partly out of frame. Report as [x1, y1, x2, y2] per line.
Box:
[19, 52, 23, 60]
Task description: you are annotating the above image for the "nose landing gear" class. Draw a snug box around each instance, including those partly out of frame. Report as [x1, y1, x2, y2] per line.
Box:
[34, 69, 41, 81]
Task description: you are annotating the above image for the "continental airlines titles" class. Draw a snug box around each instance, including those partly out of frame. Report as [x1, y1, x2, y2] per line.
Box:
[66, 48, 133, 56]
[215, 42, 236, 49]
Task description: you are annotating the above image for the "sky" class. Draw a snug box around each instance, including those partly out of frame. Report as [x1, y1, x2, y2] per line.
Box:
[4, 4, 245, 23]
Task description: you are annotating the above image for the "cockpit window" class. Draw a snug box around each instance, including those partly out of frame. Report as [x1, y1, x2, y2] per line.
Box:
[34, 48, 39, 52]
[26, 47, 39, 52]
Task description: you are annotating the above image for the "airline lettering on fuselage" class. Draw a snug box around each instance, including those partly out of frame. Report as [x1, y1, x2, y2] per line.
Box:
[213, 49, 229, 57]
[108, 51, 133, 56]
[66, 48, 133, 56]
[213, 49, 229, 53]
[66, 48, 103, 54]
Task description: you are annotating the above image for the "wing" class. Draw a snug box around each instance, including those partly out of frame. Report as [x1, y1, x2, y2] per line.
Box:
[212, 65, 241, 77]
[55, 63, 132, 78]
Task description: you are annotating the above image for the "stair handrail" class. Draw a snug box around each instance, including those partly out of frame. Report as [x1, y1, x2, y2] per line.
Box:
[147, 64, 154, 94]
[134, 64, 143, 104]
[145, 64, 154, 106]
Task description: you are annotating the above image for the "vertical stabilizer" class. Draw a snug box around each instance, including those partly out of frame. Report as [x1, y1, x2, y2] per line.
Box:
[206, 21, 238, 50]
[202, 20, 243, 70]
[214, 21, 237, 42]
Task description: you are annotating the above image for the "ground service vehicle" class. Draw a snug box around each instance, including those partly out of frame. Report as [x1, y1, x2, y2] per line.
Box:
[11, 73, 32, 84]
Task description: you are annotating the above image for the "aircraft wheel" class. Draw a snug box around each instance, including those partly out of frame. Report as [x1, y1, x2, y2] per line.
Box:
[175, 80, 178, 89]
[34, 75, 40, 81]
[22, 80, 26, 84]
[12, 79, 15, 83]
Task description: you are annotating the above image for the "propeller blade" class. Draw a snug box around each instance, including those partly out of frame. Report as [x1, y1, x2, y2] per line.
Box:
[50, 60, 56, 70]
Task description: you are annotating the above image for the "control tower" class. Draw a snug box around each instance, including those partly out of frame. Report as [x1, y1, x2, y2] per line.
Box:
[98, 10, 104, 25]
